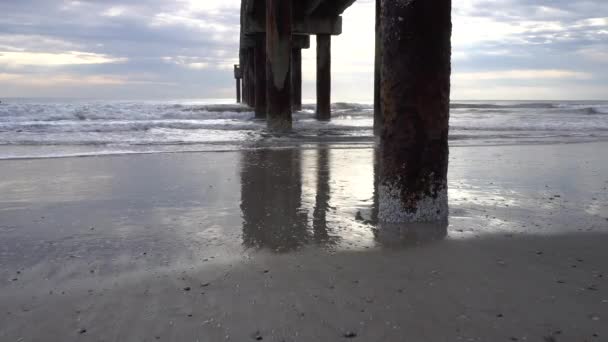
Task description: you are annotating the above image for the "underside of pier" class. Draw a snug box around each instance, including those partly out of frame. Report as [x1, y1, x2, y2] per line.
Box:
[238, 0, 355, 129]
[235, 0, 452, 223]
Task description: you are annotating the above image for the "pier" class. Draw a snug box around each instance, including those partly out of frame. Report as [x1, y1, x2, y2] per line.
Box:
[235, 0, 453, 223]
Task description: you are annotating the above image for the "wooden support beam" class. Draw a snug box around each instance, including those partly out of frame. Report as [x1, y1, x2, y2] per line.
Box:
[245, 15, 342, 36]
[298, 16, 342, 36]
[246, 48, 256, 107]
[305, 0, 323, 15]
[379, 0, 452, 222]
[236, 78, 242, 103]
[373, 0, 382, 135]
[316, 34, 331, 121]
[234, 64, 242, 103]
[241, 34, 256, 49]
[239, 49, 247, 104]
[310, 0, 357, 16]
[239, 1, 249, 105]
[254, 35, 267, 118]
[291, 48, 302, 111]
[293, 35, 311, 49]
[243, 34, 309, 49]
[333, 0, 357, 15]
[266, 0, 293, 131]
[245, 0, 254, 14]
[248, 0, 355, 17]
[241, 49, 250, 105]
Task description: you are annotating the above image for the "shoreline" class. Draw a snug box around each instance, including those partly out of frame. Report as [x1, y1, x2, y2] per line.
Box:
[3, 138, 608, 161]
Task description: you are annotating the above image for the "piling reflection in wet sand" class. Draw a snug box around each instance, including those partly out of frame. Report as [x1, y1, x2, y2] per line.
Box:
[240, 149, 308, 252]
[312, 147, 332, 243]
[240, 147, 448, 251]
[372, 222, 448, 247]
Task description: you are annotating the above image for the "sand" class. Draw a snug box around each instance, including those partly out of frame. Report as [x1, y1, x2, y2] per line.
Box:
[1, 142, 607, 341]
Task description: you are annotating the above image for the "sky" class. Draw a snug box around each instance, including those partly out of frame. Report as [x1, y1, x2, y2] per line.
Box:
[0, 0, 607, 101]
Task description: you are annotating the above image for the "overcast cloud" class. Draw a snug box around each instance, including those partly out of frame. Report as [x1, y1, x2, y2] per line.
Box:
[0, 0, 606, 100]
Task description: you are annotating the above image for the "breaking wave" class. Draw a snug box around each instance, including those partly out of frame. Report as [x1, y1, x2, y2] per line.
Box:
[1, 99, 607, 159]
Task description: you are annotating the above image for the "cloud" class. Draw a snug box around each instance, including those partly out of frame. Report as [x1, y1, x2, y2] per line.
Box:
[0, 72, 174, 87]
[577, 45, 608, 63]
[0, 0, 606, 99]
[162, 55, 237, 70]
[0, 51, 127, 68]
[453, 69, 593, 81]
[102, 6, 128, 17]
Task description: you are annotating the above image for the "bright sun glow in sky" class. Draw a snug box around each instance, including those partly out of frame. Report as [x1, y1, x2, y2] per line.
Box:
[0, 0, 606, 100]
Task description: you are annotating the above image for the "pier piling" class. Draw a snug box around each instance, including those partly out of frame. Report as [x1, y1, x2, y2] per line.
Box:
[316, 34, 331, 121]
[243, 48, 256, 107]
[373, 0, 382, 135]
[254, 35, 267, 118]
[378, 0, 452, 222]
[291, 47, 303, 111]
[265, 0, 293, 131]
[234, 64, 242, 103]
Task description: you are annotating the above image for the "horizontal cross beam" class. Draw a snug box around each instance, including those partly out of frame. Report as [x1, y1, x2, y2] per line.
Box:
[244, 16, 342, 36]
[240, 34, 311, 49]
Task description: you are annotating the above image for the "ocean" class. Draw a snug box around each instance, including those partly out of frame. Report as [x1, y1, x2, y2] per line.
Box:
[1, 99, 607, 159]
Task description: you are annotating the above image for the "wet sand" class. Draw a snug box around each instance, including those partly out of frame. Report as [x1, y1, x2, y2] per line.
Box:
[1, 142, 607, 341]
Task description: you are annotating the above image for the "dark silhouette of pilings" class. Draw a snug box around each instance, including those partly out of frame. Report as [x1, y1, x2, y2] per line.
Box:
[237, 0, 452, 223]
[378, 0, 452, 222]
[291, 48, 303, 111]
[239, 0, 352, 126]
[373, 0, 382, 135]
[234, 64, 242, 103]
[316, 34, 331, 121]
[239, 49, 247, 104]
[254, 35, 267, 118]
[242, 48, 256, 107]
[266, 0, 293, 131]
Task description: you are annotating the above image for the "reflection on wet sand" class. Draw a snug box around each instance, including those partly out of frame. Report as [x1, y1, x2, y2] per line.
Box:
[3, 144, 608, 341]
[372, 222, 448, 247]
[240, 149, 309, 252]
[240, 147, 448, 251]
[312, 147, 334, 243]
